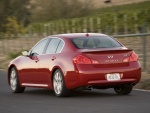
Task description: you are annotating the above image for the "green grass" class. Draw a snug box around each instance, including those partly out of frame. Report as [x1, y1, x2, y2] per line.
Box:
[92, 1, 150, 15]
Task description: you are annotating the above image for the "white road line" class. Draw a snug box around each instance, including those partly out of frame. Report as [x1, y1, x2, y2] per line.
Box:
[0, 69, 6, 71]
[134, 89, 150, 92]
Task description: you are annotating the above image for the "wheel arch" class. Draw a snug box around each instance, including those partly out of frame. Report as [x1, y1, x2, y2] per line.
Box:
[51, 66, 71, 97]
[51, 66, 66, 88]
[51, 66, 63, 81]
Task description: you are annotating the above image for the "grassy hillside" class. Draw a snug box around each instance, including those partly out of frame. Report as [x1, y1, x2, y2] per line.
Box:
[30, 1, 150, 35]
[92, 1, 150, 15]
[80, 0, 148, 8]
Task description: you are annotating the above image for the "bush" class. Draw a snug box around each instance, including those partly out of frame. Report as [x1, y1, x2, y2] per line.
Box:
[8, 50, 23, 59]
[3, 17, 27, 35]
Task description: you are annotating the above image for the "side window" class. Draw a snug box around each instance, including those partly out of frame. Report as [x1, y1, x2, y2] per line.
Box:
[56, 40, 64, 53]
[30, 39, 48, 55]
[45, 38, 60, 54]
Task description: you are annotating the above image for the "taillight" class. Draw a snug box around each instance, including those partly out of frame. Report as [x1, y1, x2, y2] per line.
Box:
[123, 57, 129, 62]
[123, 52, 138, 62]
[91, 59, 99, 64]
[73, 55, 99, 64]
[129, 52, 138, 61]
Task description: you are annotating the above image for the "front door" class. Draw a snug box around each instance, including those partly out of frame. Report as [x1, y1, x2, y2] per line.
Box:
[20, 38, 49, 84]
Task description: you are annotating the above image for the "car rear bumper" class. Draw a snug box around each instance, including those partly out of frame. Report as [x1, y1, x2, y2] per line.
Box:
[65, 61, 141, 89]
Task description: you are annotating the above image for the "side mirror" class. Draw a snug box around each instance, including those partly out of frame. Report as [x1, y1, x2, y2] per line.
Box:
[21, 51, 28, 56]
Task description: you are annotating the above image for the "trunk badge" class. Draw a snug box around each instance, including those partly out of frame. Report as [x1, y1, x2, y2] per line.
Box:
[108, 55, 113, 58]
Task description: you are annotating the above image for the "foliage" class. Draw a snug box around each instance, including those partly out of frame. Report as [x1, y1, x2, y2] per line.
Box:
[30, 9, 150, 35]
[0, 0, 31, 33]
[31, 0, 92, 22]
[92, 1, 150, 14]
[1, 0, 150, 35]
[8, 50, 23, 59]
[3, 17, 27, 34]
[30, 1, 150, 35]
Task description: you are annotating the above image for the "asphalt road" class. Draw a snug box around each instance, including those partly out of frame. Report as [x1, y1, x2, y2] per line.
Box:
[0, 70, 150, 113]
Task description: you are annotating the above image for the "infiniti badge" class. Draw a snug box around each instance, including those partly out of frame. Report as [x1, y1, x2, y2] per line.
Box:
[108, 55, 113, 58]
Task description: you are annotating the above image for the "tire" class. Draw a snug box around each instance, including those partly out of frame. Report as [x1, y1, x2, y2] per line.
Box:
[10, 67, 25, 93]
[53, 69, 70, 97]
[114, 84, 133, 95]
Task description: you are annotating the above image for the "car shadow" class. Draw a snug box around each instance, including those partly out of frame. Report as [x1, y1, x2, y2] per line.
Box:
[22, 88, 130, 98]
[23, 88, 55, 97]
[70, 89, 118, 98]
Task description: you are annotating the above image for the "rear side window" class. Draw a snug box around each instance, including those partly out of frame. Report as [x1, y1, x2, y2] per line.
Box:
[45, 38, 60, 54]
[45, 38, 64, 54]
[70, 36, 121, 49]
[56, 41, 64, 53]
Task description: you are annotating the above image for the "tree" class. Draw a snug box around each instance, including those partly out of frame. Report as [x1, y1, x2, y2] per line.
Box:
[0, 0, 31, 33]
[4, 17, 27, 34]
[31, 0, 92, 22]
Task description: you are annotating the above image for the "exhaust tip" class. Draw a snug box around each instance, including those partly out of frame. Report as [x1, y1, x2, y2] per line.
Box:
[132, 83, 136, 86]
[86, 85, 93, 89]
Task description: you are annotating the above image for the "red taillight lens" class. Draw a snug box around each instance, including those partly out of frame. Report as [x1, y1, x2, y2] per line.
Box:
[73, 55, 91, 64]
[123, 57, 129, 62]
[123, 52, 138, 62]
[91, 59, 99, 64]
[73, 55, 99, 64]
[129, 52, 138, 61]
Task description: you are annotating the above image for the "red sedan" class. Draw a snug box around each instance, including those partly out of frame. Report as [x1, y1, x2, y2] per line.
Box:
[8, 33, 141, 97]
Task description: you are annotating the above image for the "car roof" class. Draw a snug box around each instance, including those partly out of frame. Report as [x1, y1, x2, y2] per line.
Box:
[49, 33, 108, 39]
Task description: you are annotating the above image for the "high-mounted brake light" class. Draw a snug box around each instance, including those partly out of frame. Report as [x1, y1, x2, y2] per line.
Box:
[123, 52, 138, 62]
[86, 33, 89, 37]
[73, 55, 99, 64]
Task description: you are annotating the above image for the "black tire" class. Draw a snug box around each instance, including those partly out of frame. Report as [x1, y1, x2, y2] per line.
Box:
[114, 84, 133, 95]
[53, 69, 70, 97]
[9, 67, 25, 93]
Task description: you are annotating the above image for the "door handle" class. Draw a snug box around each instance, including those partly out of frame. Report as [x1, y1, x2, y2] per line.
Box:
[51, 56, 56, 61]
[35, 59, 39, 63]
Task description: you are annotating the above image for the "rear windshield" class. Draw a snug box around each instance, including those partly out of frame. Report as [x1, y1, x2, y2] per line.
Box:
[70, 36, 122, 49]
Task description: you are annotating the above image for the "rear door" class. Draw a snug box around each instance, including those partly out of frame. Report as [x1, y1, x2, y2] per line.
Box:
[37, 38, 64, 84]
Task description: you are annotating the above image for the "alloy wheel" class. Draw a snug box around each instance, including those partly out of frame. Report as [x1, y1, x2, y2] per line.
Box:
[10, 69, 17, 91]
[53, 72, 63, 95]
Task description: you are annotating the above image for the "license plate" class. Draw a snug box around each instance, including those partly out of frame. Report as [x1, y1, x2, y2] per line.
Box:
[106, 73, 120, 81]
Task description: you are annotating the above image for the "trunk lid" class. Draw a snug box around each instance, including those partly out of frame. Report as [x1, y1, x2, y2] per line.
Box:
[79, 48, 133, 67]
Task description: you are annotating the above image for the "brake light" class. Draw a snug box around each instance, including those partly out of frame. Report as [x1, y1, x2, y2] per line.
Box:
[91, 59, 99, 64]
[129, 52, 138, 61]
[123, 57, 129, 62]
[73, 55, 99, 64]
[73, 55, 91, 64]
[123, 52, 138, 62]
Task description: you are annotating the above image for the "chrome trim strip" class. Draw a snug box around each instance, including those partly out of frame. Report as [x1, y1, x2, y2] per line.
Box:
[22, 83, 48, 87]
